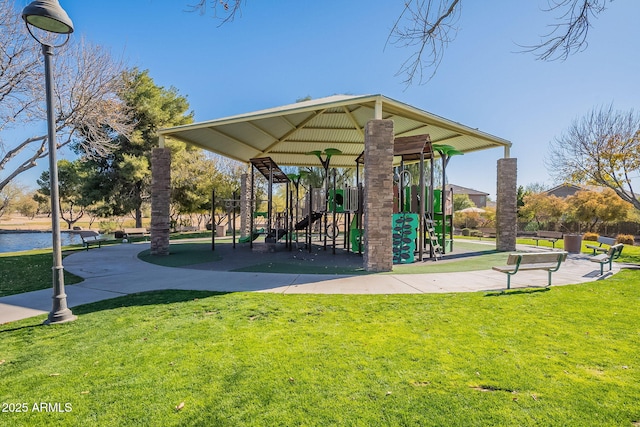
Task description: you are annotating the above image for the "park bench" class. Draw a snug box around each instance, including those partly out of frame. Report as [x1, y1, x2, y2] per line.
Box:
[585, 236, 617, 255]
[123, 227, 150, 240]
[77, 230, 107, 250]
[532, 231, 563, 248]
[492, 251, 568, 289]
[176, 225, 199, 232]
[590, 243, 624, 275]
[477, 228, 496, 239]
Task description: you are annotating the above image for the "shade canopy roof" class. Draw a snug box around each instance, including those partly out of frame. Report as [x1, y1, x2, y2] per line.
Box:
[158, 94, 511, 168]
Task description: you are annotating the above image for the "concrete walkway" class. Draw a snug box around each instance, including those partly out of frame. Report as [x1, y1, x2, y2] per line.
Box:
[0, 242, 620, 324]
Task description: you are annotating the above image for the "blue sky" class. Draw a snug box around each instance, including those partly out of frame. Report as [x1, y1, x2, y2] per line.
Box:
[14, 0, 640, 198]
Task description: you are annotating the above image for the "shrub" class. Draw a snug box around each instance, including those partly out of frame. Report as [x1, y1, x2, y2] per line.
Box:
[523, 222, 539, 232]
[461, 228, 470, 236]
[98, 220, 119, 233]
[583, 232, 599, 242]
[616, 234, 635, 245]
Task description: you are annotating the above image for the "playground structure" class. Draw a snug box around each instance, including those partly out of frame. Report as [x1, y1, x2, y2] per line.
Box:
[381, 135, 461, 263]
[214, 153, 364, 255]
[212, 134, 463, 265]
[156, 94, 516, 270]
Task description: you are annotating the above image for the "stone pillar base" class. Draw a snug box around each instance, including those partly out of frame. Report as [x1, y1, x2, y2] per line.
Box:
[496, 157, 517, 252]
[151, 148, 171, 255]
[363, 120, 394, 272]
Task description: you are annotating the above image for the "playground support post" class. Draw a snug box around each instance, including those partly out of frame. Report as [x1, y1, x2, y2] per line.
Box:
[232, 190, 237, 249]
[268, 162, 273, 239]
[285, 181, 291, 250]
[419, 151, 425, 260]
[441, 153, 450, 254]
[332, 169, 337, 255]
[399, 161, 405, 212]
[211, 189, 215, 251]
[307, 190, 313, 252]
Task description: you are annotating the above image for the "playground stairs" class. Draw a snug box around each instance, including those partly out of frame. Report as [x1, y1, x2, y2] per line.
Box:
[424, 214, 442, 261]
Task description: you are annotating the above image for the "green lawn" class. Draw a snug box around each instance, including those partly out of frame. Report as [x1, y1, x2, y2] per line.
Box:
[0, 250, 84, 297]
[1, 238, 640, 425]
[1, 273, 639, 426]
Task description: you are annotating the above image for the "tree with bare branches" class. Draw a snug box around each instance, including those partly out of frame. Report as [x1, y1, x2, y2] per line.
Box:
[187, 0, 243, 24]
[547, 105, 640, 210]
[188, 0, 612, 86]
[387, 0, 462, 86]
[0, 0, 130, 192]
[522, 0, 609, 61]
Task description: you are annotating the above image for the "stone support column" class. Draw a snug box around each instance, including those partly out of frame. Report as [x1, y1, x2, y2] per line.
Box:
[150, 147, 171, 255]
[496, 157, 517, 251]
[363, 119, 394, 272]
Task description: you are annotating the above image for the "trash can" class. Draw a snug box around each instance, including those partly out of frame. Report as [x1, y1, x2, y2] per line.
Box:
[563, 234, 583, 254]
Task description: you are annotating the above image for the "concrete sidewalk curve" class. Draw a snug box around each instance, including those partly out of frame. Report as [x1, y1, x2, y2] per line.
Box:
[0, 242, 619, 324]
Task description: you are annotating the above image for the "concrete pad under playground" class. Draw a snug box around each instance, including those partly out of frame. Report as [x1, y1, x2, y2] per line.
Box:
[0, 242, 620, 324]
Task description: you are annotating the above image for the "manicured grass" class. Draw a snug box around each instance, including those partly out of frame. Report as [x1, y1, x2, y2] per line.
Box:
[1, 274, 640, 426]
[0, 250, 83, 297]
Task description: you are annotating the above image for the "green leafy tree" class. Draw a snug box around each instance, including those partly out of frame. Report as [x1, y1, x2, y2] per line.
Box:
[453, 194, 474, 212]
[81, 69, 193, 227]
[36, 160, 87, 229]
[516, 186, 527, 219]
[32, 191, 50, 216]
[170, 144, 239, 229]
[15, 190, 39, 219]
[0, 182, 24, 219]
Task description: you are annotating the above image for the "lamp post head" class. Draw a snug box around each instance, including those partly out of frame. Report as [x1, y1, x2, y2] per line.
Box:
[22, 0, 74, 34]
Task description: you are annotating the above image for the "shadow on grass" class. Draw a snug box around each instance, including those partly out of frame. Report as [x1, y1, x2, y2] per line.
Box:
[0, 322, 46, 334]
[71, 289, 229, 316]
[484, 287, 551, 297]
[0, 290, 228, 332]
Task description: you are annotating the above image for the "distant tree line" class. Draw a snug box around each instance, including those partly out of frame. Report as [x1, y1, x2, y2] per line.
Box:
[517, 185, 635, 234]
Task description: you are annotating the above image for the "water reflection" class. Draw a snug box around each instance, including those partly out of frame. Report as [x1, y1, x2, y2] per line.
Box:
[0, 232, 84, 253]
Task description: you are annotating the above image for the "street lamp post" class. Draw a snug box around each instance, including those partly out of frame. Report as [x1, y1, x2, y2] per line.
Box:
[22, 0, 76, 324]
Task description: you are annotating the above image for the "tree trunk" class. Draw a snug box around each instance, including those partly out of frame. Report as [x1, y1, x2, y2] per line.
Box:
[135, 207, 142, 228]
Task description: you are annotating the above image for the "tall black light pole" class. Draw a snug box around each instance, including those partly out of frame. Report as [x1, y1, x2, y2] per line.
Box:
[22, 0, 76, 324]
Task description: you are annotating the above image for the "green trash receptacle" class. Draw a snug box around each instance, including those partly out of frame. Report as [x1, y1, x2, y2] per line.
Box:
[563, 234, 583, 254]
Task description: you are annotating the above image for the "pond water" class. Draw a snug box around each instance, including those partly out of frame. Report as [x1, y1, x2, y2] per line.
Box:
[0, 232, 84, 254]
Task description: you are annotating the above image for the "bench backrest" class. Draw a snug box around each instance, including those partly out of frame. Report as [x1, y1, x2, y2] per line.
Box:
[123, 228, 148, 234]
[506, 251, 568, 266]
[607, 243, 624, 259]
[478, 228, 496, 234]
[537, 231, 563, 239]
[77, 230, 100, 238]
[597, 236, 617, 246]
